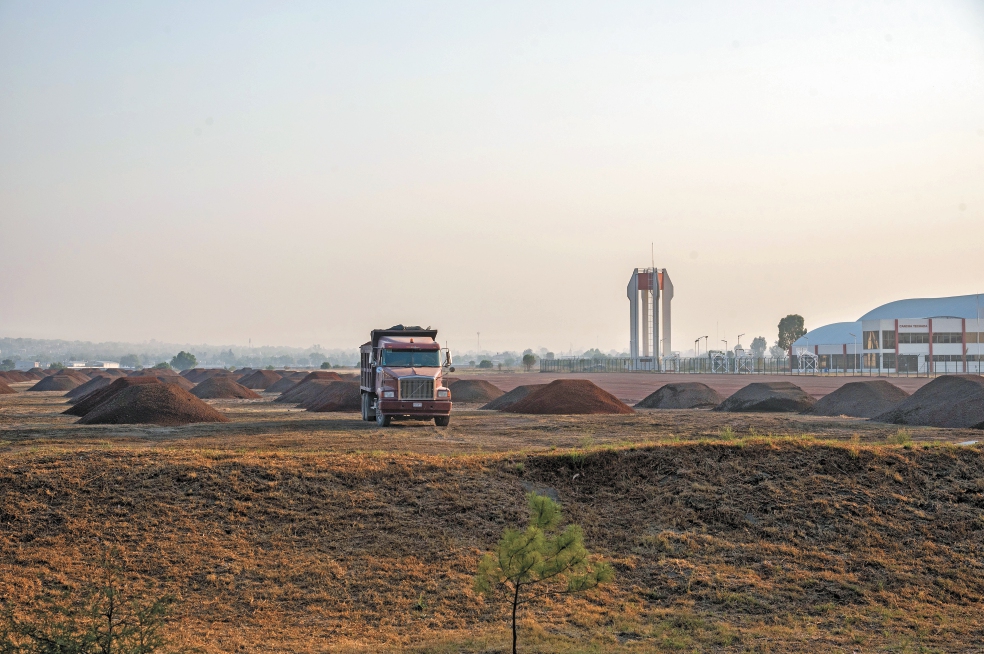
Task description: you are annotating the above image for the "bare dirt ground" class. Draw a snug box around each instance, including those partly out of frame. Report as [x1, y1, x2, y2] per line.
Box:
[1, 387, 982, 653]
[454, 372, 935, 405]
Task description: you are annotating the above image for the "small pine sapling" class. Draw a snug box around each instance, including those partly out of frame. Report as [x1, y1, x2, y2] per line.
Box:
[475, 492, 613, 654]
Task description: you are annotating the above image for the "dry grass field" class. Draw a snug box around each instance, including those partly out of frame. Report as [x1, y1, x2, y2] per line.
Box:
[1, 386, 982, 652]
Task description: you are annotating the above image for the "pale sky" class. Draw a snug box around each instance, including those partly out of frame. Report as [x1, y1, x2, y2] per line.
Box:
[2, 1, 983, 355]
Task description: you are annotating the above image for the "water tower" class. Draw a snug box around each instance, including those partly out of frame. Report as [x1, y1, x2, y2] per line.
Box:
[626, 267, 673, 370]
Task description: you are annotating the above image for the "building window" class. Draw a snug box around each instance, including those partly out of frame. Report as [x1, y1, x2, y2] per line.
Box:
[882, 353, 896, 369]
[863, 353, 880, 368]
[932, 332, 963, 344]
[863, 331, 879, 349]
[897, 355, 919, 372]
[966, 332, 979, 343]
[881, 330, 896, 349]
[898, 333, 929, 344]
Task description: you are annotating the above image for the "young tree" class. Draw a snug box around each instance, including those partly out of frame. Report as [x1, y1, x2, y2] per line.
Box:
[152, 362, 171, 370]
[478, 360, 493, 369]
[0, 553, 175, 654]
[0, 359, 14, 372]
[475, 492, 613, 654]
[320, 361, 332, 369]
[169, 351, 197, 371]
[777, 314, 807, 350]
[750, 336, 767, 358]
[522, 353, 537, 372]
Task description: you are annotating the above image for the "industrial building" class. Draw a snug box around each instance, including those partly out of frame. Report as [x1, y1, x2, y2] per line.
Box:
[626, 267, 673, 370]
[792, 294, 984, 373]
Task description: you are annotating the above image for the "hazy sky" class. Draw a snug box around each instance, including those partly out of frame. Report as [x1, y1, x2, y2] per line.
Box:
[2, 1, 983, 355]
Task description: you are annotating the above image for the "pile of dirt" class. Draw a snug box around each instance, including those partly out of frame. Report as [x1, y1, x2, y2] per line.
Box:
[237, 370, 283, 390]
[64, 377, 164, 417]
[129, 368, 179, 377]
[634, 382, 724, 409]
[0, 371, 31, 383]
[275, 379, 339, 404]
[0, 380, 15, 395]
[873, 375, 984, 428]
[448, 380, 504, 403]
[505, 379, 634, 415]
[77, 383, 229, 426]
[191, 377, 261, 400]
[304, 382, 362, 412]
[267, 371, 320, 394]
[181, 369, 233, 383]
[65, 375, 113, 400]
[27, 374, 85, 392]
[480, 384, 547, 410]
[715, 382, 816, 412]
[26, 368, 48, 378]
[810, 380, 910, 418]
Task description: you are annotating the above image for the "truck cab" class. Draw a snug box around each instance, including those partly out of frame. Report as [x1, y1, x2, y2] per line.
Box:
[360, 325, 454, 427]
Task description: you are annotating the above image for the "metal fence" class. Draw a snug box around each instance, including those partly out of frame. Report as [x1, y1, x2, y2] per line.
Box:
[540, 356, 984, 377]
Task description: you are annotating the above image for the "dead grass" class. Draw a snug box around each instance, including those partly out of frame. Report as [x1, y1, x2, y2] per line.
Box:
[0, 392, 982, 652]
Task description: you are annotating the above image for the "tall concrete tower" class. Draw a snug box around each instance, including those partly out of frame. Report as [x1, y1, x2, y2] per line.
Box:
[627, 267, 673, 370]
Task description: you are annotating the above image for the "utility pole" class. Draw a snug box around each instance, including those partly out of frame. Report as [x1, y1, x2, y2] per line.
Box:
[477, 332, 480, 353]
[737, 333, 744, 350]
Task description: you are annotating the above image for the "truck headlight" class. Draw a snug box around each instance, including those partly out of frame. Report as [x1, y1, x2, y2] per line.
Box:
[437, 389, 449, 398]
[383, 391, 395, 398]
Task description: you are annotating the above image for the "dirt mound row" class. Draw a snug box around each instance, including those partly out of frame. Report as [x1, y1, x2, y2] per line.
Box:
[77, 384, 229, 426]
[237, 370, 283, 390]
[635, 382, 723, 409]
[65, 375, 113, 400]
[448, 380, 504, 403]
[873, 375, 984, 428]
[64, 377, 164, 417]
[27, 375, 86, 392]
[304, 382, 362, 412]
[191, 377, 261, 400]
[0, 371, 31, 383]
[181, 368, 234, 383]
[810, 380, 909, 418]
[715, 382, 816, 412]
[505, 379, 633, 415]
[266, 376, 303, 393]
[0, 380, 15, 395]
[480, 384, 547, 410]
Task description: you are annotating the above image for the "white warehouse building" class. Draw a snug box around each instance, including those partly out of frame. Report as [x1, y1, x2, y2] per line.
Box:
[792, 294, 984, 374]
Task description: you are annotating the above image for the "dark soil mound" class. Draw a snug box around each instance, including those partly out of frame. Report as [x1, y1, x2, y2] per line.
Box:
[237, 370, 283, 390]
[505, 379, 634, 415]
[275, 379, 340, 404]
[810, 380, 910, 418]
[191, 377, 261, 400]
[65, 375, 113, 400]
[64, 377, 163, 417]
[480, 384, 547, 410]
[26, 368, 47, 378]
[715, 382, 816, 413]
[266, 376, 301, 393]
[448, 380, 504, 403]
[635, 382, 724, 409]
[0, 371, 30, 383]
[274, 372, 343, 398]
[28, 375, 85, 392]
[181, 368, 230, 383]
[0, 380, 15, 395]
[130, 368, 179, 377]
[873, 375, 984, 428]
[305, 382, 362, 412]
[77, 384, 229, 426]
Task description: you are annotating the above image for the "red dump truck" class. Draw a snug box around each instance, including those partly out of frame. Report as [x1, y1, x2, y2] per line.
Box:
[360, 325, 455, 427]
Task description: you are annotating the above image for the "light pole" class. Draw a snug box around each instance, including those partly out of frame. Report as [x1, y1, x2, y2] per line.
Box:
[737, 333, 745, 351]
[694, 338, 700, 358]
[849, 332, 857, 375]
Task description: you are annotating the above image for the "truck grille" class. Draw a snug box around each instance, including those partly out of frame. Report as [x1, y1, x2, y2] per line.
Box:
[400, 378, 434, 400]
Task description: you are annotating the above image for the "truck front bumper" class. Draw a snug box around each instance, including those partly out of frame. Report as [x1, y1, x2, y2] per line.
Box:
[378, 399, 452, 417]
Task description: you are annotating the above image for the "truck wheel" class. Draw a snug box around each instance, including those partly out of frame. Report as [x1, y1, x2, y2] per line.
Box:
[362, 392, 376, 421]
[376, 411, 391, 427]
[434, 416, 450, 427]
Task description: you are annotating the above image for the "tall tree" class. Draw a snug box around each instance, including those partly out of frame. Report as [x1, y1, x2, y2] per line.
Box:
[750, 336, 767, 358]
[521, 353, 537, 372]
[475, 492, 613, 654]
[777, 315, 807, 350]
[169, 351, 197, 371]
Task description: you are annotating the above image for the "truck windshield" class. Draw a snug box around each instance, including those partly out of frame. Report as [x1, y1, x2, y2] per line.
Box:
[380, 349, 442, 367]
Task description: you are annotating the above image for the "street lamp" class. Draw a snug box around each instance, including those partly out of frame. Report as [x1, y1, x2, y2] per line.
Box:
[737, 333, 745, 349]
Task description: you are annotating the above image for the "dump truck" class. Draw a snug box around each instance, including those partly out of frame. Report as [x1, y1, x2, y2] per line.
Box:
[360, 325, 454, 427]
